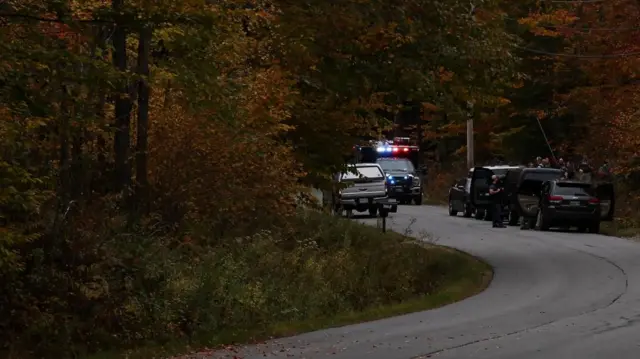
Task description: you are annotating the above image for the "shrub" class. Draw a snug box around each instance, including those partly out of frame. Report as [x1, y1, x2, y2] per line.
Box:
[0, 210, 484, 358]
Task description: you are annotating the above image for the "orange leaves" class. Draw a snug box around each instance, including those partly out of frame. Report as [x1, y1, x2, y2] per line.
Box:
[438, 67, 454, 83]
[421, 102, 439, 112]
[518, 10, 578, 37]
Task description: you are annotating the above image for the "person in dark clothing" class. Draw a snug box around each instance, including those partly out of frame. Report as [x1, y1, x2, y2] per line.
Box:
[489, 175, 505, 228]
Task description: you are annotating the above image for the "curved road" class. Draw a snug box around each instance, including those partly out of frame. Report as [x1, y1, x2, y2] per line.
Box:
[206, 205, 640, 359]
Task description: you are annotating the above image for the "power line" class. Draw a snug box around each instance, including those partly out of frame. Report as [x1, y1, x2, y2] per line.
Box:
[515, 45, 640, 58]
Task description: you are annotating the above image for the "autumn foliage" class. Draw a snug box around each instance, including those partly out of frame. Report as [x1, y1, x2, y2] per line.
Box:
[0, 0, 510, 357]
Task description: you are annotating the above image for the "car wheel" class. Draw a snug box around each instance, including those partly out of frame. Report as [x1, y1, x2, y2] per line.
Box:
[483, 210, 492, 221]
[463, 203, 473, 217]
[448, 200, 458, 216]
[368, 206, 378, 217]
[590, 221, 601, 234]
[475, 209, 484, 220]
[345, 209, 354, 218]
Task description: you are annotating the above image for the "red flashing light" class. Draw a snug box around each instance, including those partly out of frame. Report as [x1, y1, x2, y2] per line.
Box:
[392, 147, 399, 152]
[403, 147, 409, 152]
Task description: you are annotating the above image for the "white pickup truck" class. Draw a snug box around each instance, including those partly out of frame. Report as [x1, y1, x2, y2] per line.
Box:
[332, 163, 398, 217]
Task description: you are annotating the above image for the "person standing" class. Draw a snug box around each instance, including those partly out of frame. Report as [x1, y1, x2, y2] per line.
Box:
[489, 175, 505, 228]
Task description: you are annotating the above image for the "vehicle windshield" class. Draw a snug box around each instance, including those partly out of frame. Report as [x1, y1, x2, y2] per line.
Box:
[377, 159, 415, 172]
[522, 171, 562, 182]
[341, 165, 384, 180]
[553, 183, 594, 196]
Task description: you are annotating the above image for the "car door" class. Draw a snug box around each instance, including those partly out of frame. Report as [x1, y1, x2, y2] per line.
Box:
[595, 183, 615, 221]
[504, 169, 521, 210]
[450, 178, 466, 211]
[539, 182, 551, 212]
[470, 167, 494, 209]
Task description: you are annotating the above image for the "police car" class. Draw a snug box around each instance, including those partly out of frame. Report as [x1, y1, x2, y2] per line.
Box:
[354, 138, 427, 205]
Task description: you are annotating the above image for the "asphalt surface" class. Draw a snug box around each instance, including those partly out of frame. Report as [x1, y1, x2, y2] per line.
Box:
[205, 205, 640, 359]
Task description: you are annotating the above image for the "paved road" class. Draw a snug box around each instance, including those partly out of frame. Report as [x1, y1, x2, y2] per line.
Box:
[207, 205, 640, 359]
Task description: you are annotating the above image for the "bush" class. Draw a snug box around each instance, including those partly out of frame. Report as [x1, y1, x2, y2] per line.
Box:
[0, 210, 487, 359]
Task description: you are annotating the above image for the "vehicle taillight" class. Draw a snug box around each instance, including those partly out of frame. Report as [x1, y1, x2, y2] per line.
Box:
[548, 195, 563, 201]
[589, 198, 600, 204]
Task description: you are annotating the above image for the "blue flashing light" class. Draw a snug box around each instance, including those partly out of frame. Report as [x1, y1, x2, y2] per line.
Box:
[376, 147, 385, 152]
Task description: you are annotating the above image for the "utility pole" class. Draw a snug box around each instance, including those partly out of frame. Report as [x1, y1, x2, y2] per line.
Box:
[466, 101, 474, 168]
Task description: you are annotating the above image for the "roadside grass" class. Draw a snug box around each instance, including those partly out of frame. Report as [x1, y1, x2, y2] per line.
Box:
[601, 220, 640, 239]
[83, 212, 492, 359]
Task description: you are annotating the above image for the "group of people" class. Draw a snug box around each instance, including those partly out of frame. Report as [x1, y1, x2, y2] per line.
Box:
[527, 156, 612, 181]
[485, 155, 613, 228]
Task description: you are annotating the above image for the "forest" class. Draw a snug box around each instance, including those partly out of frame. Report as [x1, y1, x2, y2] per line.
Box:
[1, 0, 639, 357]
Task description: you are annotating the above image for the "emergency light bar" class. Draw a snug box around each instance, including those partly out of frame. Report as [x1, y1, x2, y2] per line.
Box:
[376, 145, 416, 153]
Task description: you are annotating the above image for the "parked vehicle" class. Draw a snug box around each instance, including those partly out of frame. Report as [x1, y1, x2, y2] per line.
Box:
[350, 137, 427, 205]
[467, 165, 523, 220]
[535, 180, 605, 232]
[332, 163, 398, 217]
[378, 157, 423, 205]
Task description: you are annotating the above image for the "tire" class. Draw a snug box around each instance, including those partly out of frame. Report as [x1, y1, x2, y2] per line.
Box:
[463, 203, 473, 217]
[414, 195, 422, 205]
[368, 206, 378, 217]
[483, 210, 492, 221]
[590, 221, 601, 234]
[448, 199, 458, 216]
[345, 209, 354, 218]
[475, 209, 485, 220]
[508, 210, 520, 226]
[536, 210, 550, 231]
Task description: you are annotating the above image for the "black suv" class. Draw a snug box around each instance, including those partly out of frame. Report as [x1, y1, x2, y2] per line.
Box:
[377, 157, 423, 205]
[502, 167, 565, 226]
[536, 180, 604, 232]
[467, 165, 524, 221]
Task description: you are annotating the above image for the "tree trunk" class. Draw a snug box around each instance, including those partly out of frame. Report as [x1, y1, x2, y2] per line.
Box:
[136, 26, 151, 212]
[112, 0, 132, 194]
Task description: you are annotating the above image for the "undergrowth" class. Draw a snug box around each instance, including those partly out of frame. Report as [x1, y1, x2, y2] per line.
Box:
[1, 210, 489, 359]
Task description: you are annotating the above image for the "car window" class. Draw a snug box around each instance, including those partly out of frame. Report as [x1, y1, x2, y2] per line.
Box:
[341, 166, 384, 180]
[553, 183, 594, 196]
[522, 171, 562, 182]
[377, 159, 415, 172]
